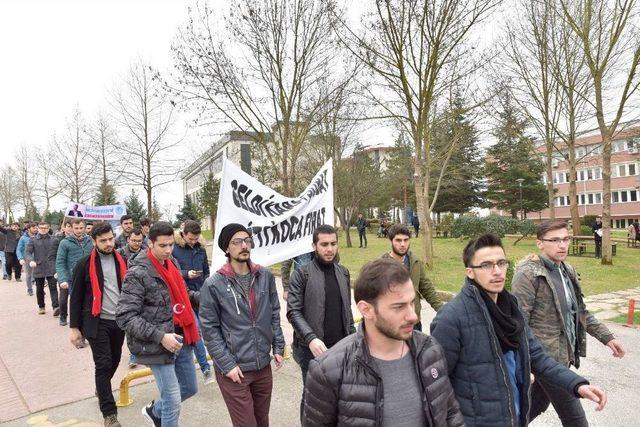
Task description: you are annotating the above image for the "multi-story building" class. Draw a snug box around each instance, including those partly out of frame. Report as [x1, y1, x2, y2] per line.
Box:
[181, 131, 256, 229]
[530, 126, 640, 228]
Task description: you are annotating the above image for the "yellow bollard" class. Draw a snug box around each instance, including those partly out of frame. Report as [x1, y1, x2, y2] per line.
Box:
[116, 367, 152, 407]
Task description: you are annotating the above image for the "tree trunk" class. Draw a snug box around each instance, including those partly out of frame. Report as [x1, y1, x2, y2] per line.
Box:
[209, 211, 215, 233]
[545, 139, 556, 220]
[414, 176, 434, 270]
[336, 207, 352, 248]
[600, 131, 613, 265]
[568, 145, 581, 236]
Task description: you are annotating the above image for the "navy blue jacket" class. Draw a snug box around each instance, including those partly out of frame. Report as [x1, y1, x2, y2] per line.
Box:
[171, 231, 210, 292]
[430, 278, 587, 427]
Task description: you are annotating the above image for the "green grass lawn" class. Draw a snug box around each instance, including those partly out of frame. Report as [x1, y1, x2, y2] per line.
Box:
[201, 228, 637, 296]
[333, 232, 639, 296]
[610, 311, 640, 325]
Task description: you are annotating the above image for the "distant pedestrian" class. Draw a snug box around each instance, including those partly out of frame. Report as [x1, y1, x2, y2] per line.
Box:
[0, 222, 7, 280]
[592, 216, 603, 258]
[25, 222, 59, 316]
[412, 213, 420, 237]
[55, 219, 93, 326]
[2, 222, 22, 282]
[114, 215, 134, 249]
[355, 213, 368, 248]
[17, 222, 38, 296]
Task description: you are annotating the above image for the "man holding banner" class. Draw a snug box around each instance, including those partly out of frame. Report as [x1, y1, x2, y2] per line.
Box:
[200, 223, 285, 427]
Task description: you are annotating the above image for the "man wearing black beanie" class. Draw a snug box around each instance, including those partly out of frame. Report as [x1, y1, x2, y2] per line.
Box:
[200, 223, 285, 427]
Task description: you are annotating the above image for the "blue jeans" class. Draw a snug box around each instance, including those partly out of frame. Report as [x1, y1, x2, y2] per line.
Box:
[149, 345, 198, 427]
[194, 313, 210, 373]
[0, 251, 6, 278]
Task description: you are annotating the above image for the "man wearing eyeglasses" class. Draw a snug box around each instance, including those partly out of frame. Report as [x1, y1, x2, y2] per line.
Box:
[512, 220, 625, 426]
[200, 223, 285, 427]
[431, 233, 608, 426]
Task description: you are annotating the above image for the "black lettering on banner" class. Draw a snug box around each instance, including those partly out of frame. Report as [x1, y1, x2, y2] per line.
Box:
[254, 207, 326, 248]
[229, 168, 329, 218]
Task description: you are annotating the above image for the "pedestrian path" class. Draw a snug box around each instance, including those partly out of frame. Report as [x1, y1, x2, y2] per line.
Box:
[584, 287, 640, 321]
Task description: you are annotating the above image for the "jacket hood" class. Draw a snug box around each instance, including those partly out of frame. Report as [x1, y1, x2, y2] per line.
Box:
[515, 253, 549, 277]
[217, 260, 261, 278]
[174, 230, 206, 249]
[64, 234, 92, 245]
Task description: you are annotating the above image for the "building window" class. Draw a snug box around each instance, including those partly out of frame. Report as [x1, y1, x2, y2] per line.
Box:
[595, 193, 602, 204]
[619, 164, 627, 177]
[631, 191, 638, 202]
[612, 191, 619, 203]
[629, 163, 636, 176]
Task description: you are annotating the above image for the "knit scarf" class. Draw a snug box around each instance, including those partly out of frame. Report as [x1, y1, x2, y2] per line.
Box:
[89, 249, 128, 317]
[476, 285, 523, 354]
[146, 248, 199, 345]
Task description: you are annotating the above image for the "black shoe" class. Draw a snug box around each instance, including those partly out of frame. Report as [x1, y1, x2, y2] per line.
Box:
[28, 290, 33, 296]
[59, 318, 68, 326]
[53, 307, 60, 317]
[142, 401, 161, 427]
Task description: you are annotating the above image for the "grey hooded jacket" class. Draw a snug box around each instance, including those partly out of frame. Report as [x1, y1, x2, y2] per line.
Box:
[199, 261, 285, 375]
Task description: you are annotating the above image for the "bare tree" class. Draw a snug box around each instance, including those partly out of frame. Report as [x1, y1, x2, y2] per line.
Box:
[111, 59, 181, 214]
[36, 141, 64, 218]
[15, 145, 39, 219]
[548, 7, 594, 236]
[0, 165, 19, 222]
[169, 0, 348, 196]
[560, 0, 640, 264]
[502, 0, 562, 220]
[338, 0, 499, 268]
[86, 112, 122, 205]
[51, 109, 96, 204]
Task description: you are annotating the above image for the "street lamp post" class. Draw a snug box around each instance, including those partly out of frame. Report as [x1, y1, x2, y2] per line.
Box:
[516, 178, 525, 220]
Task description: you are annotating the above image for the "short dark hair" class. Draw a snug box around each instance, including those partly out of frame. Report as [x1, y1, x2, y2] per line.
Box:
[354, 258, 411, 304]
[128, 228, 143, 238]
[70, 218, 85, 226]
[28, 222, 37, 228]
[120, 215, 133, 224]
[140, 217, 151, 226]
[38, 221, 49, 226]
[90, 222, 113, 240]
[462, 233, 504, 267]
[388, 224, 411, 240]
[183, 220, 201, 235]
[536, 220, 569, 240]
[312, 224, 337, 244]
[149, 222, 174, 242]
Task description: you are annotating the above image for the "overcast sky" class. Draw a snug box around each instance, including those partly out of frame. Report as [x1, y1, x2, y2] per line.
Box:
[0, 0, 192, 217]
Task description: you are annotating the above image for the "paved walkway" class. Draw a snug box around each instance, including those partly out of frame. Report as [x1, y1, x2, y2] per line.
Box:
[584, 287, 640, 321]
[1, 274, 639, 426]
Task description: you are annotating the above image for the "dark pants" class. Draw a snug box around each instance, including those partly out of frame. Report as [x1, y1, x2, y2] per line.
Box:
[413, 321, 422, 332]
[86, 319, 125, 417]
[59, 286, 69, 320]
[529, 374, 587, 427]
[216, 365, 273, 427]
[358, 229, 367, 247]
[5, 252, 21, 279]
[594, 235, 602, 258]
[293, 344, 315, 423]
[35, 276, 58, 309]
[414, 225, 419, 237]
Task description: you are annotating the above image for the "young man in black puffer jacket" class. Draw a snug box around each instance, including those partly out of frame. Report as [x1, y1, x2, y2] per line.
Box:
[304, 258, 464, 427]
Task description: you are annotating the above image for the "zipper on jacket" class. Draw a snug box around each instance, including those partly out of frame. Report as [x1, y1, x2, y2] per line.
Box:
[471, 286, 517, 427]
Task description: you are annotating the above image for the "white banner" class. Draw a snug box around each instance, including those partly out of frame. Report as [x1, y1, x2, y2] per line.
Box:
[212, 158, 334, 270]
[64, 202, 127, 221]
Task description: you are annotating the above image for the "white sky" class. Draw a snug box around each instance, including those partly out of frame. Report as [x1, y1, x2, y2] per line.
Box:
[0, 0, 192, 217]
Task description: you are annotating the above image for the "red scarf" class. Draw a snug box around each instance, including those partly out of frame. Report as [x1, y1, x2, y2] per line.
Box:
[146, 248, 199, 345]
[89, 249, 128, 317]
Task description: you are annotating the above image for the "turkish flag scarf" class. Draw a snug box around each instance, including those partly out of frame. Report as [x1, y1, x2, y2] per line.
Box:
[89, 249, 128, 317]
[146, 248, 199, 345]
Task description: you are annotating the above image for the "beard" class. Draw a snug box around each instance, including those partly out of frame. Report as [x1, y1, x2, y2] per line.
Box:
[315, 250, 335, 266]
[391, 246, 408, 258]
[374, 311, 414, 341]
[231, 251, 250, 263]
[97, 247, 114, 255]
